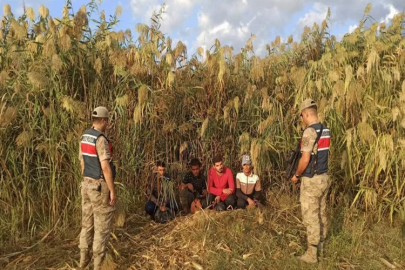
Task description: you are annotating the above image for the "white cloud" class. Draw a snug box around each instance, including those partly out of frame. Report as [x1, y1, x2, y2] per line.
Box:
[195, 19, 251, 54]
[130, 0, 159, 23]
[209, 21, 231, 35]
[348, 24, 358, 33]
[382, 4, 399, 24]
[129, 0, 404, 56]
[130, 0, 195, 34]
[197, 12, 210, 28]
[297, 3, 328, 29]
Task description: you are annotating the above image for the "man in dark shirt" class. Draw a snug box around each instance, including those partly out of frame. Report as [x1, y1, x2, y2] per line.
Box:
[145, 161, 177, 218]
[179, 158, 208, 214]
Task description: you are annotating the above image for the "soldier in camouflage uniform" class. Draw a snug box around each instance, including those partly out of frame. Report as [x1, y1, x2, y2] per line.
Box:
[291, 99, 331, 264]
[78, 107, 117, 270]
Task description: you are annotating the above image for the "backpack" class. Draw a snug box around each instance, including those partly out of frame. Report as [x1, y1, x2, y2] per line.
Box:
[154, 208, 175, 224]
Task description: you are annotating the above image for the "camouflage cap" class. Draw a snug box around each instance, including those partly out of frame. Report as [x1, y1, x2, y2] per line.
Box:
[300, 99, 317, 111]
[92, 106, 109, 118]
[242, 154, 252, 165]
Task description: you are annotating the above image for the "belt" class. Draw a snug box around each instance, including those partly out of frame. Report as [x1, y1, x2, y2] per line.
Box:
[83, 177, 105, 182]
[302, 173, 328, 178]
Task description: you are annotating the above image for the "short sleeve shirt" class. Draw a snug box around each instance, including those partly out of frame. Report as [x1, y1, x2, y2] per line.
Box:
[182, 172, 207, 194]
[95, 136, 111, 162]
[301, 126, 318, 153]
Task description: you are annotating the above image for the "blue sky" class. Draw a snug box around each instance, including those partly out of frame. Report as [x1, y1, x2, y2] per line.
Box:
[4, 0, 403, 56]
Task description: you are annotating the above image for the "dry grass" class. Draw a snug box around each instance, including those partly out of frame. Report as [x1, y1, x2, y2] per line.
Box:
[1, 193, 403, 270]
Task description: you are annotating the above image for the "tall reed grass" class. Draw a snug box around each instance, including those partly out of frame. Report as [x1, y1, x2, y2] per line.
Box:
[0, 1, 404, 245]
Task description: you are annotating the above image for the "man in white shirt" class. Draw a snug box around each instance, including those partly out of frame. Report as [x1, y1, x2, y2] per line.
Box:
[235, 154, 262, 209]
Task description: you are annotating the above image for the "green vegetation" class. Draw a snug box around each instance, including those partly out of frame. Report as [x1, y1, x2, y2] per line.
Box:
[0, 1, 404, 268]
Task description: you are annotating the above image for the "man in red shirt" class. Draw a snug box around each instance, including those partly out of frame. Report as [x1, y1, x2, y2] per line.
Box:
[208, 154, 236, 210]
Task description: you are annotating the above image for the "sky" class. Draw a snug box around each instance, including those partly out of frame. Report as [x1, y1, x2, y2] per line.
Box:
[4, 0, 404, 56]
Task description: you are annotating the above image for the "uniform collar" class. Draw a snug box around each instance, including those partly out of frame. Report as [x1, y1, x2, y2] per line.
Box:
[307, 121, 319, 127]
[92, 126, 104, 134]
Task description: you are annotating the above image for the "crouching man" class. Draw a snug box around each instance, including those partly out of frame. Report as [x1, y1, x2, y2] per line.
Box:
[236, 154, 263, 209]
[145, 161, 177, 221]
[179, 158, 208, 214]
[207, 154, 236, 211]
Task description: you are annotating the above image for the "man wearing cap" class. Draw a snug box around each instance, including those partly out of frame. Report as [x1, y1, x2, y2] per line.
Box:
[291, 99, 331, 264]
[236, 154, 262, 209]
[78, 106, 117, 270]
[207, 154, 236, 211]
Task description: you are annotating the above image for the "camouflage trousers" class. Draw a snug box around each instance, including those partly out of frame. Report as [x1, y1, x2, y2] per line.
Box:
[300, 174, 330, 246]
[78, 178, 115, 267]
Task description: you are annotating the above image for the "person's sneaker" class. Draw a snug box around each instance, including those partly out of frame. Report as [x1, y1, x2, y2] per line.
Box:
[215, 202, 226, 211]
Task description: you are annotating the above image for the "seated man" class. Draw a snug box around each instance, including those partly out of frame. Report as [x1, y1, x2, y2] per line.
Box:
[145, 161, 177, 219]
[208, 154, 236, 211]
[236, 154, 262, 209]
[179, 158, 208, 214]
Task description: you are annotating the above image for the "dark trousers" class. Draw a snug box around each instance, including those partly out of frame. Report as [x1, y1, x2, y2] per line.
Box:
[208, 193, 236, 208]
[237, 195, 252, 209]
[179, 189, 208, 210]
[236, 192, 261, 209]
[145, 200, 178, 217]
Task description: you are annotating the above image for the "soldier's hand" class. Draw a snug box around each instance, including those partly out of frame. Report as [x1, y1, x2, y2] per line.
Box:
[291, 175, 299, 184]
[109, 190, 117, 206]
[223, 188, 232, 194]
[215, 196, 221, 203]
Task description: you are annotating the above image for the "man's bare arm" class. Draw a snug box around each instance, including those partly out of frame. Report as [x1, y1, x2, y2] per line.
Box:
[101, 160, 116, 205]
[295, 152, 311, 176]
[80, 161, 84, 175]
